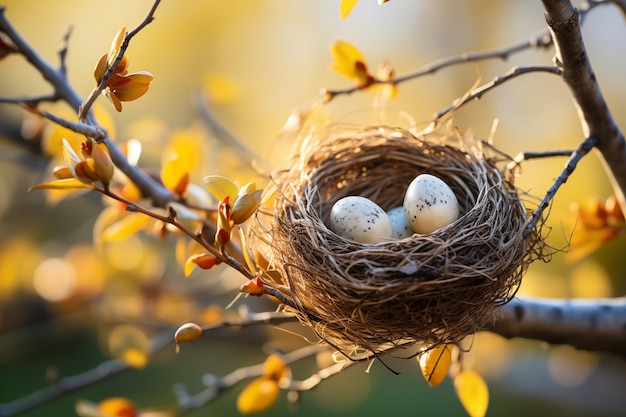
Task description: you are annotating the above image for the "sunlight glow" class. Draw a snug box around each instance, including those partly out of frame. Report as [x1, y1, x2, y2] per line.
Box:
[33, 257, 76, 302]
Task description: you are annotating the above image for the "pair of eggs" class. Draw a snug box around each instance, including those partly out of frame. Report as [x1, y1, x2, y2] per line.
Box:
[329, 174, 460, 244]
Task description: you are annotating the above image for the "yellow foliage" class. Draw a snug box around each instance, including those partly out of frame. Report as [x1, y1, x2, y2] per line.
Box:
[236, 377, 280, 415]
[418, 344, 452, 387]
[107, 27, 127, 68]
[203, 175, 239, 202]
[263, 353, 290, 381]
[161, 156, 189, 195]
[454, 370, 489, 417]
[101, 212, 153, 242]
[339, 0, 359, 19]
[99, 397, 137, 417]
[29, 178, 95, 191]
[330, 40, 371, 86]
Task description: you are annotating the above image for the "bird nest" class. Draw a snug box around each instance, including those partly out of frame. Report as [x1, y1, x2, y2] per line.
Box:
[252, 123, 545, 355]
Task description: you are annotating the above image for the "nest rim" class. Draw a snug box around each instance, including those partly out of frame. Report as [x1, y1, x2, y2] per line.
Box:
[254, 124, 543, 355]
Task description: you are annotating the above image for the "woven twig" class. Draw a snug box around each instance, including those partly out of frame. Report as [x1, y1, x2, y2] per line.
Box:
[252, 124, 545, 355]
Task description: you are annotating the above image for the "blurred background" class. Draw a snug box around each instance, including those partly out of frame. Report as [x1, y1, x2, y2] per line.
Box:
[1, 0, 626, 416]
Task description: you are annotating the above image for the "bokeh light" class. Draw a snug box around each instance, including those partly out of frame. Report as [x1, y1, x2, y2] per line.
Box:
[32, 257, 77, 302]
[547, 345, 599, 387]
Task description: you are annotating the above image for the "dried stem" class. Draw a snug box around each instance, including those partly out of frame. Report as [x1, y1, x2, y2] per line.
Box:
[434, 65, 561, 120]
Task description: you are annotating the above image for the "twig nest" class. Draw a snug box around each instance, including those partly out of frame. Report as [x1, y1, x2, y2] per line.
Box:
[256, 124, 543, 354]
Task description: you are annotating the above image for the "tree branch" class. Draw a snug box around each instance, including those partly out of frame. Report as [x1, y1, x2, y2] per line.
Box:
[322, 28, 554, 100]
[77, 0, 161, 122]
[524, 136, 597, 238]
[0, 329, 173, 417]
[0, 2, 174, 207]
[541, 0, 626, 213]
[489, 296, 626, 356]
[0, 309, 298, 417]
[175, 344, 327, 414]
[434, 65, 561, 121]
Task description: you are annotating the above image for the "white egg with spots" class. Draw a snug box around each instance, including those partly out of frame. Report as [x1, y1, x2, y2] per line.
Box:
[403, 174, 459, 234]
[387, 206, 414, 239]
[329, 196, 392, 244]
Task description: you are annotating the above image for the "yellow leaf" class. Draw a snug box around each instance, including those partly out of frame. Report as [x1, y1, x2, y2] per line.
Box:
[107, 27, 126, 67]
[161, 156, 189, 195]
[330, 40, 370, 85]
[203, 175, 239, 202]
[163, 128, 205, 177]
[263, 353, 290, 381]
[185, 252, 218, 276]
[236, 377, 280, 415]
[99, 397, 137, 417]
[239, 227, 256, 275]
[418, 344, 452, 387]
[231, 189, 263, 224]
[29, 178, 95, 191]
[121, 347, 149, 369]
[454, 370, 489, 417]
[101, 212, 152, 241]
[339, 0, 359, 19]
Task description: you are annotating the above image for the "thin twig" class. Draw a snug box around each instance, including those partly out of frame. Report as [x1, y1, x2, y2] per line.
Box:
[193, 91, 266, 168]
[77, 0, 161, 122]
[58, 25, 72, 77]
[175, 344, 327, 414]
[434, 65, 561, 120]
[0, 3, 174, 208]
[24, 107, 106, 140]
[524, 136, 597, 238]
[100, 188, 256, 281]
[0, 8, 74, 104]
[286, 360, 349, 392]
[0, 94, 58, 106]
[0, 329, 174, 417]
[322, 28, 553, 100]
[0, 309, 298, 417]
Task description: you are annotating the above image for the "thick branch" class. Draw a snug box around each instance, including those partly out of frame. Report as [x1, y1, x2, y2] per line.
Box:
[541, 0, 626, 211]
[489, 297, 626, 356]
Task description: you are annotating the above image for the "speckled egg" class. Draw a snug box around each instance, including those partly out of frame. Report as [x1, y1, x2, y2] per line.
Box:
[403, 174, 459, 234]
[387, 206, 414, 239]
[329, 196, 392, 244]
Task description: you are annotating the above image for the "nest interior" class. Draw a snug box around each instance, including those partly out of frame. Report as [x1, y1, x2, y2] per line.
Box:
[258, 125, 541, 354]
